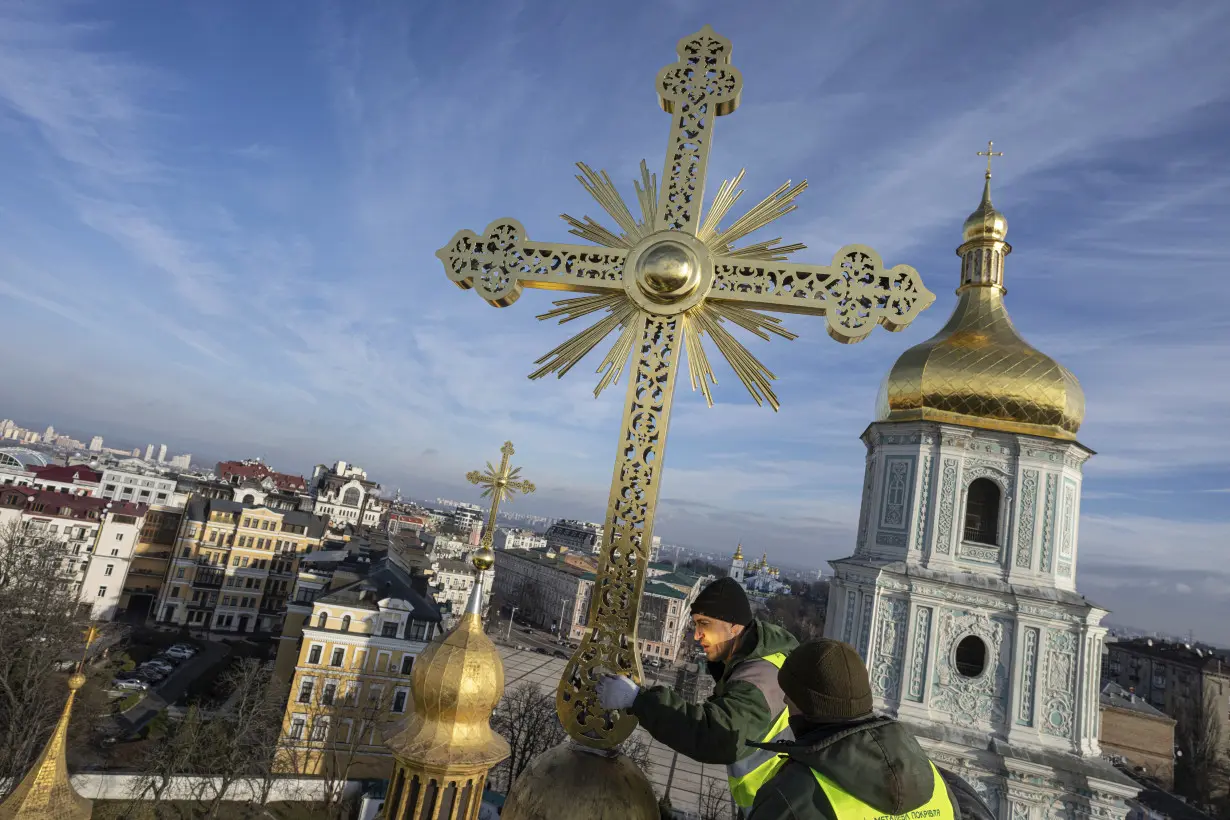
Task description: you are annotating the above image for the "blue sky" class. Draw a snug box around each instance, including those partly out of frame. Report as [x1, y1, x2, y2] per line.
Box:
[1, 1, 1227, 642]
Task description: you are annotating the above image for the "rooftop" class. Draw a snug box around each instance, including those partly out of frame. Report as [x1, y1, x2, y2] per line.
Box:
[184, 496, 327, 537]
[29, 464, 103, 484]
[315, 558, 441, 622]
[1110, 638, 1230, 673]
[0, 487, 146, 520]
[1100, 681, 1173, 720]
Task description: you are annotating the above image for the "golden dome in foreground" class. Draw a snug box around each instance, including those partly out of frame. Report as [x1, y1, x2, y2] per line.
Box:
[502, 742, 659, 820]
[877, 167, 1085, 440]
[384, 587, 508, 771]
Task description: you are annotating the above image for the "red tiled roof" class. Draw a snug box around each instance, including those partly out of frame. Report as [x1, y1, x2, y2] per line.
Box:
[216, 460, 306, 491]
[28, 465, 103, 484]
[0, 487, 147, 520]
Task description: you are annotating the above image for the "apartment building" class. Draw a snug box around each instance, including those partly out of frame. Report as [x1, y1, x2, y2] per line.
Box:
[429, 558, 492, 627]
[97, 466, 177, 507]
[309, 461, 386, 528]
[153, 497, 327, 634]
[543, 519, 602, 555]
[491, 547, 589, 636]
[493, 527, 546, 551]
[1098, 681, 1177, 788]
[0, 486, 146, 620]
[216, 459, 307, 493]
[119, 505, 186, 621]
[276, 558, 441, 779]
[28, 464, 102, 496]
[1103, 638, 1230, 777]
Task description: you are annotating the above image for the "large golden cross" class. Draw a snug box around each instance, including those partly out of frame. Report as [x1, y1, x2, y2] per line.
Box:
[438, 25, 936, 749]
[466, 441, 536, 568]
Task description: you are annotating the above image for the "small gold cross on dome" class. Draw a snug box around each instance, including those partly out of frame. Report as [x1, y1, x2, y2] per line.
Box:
[978, 140, 1004, 177]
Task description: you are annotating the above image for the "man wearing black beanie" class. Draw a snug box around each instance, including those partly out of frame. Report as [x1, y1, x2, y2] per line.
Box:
[597, 576, 799, 814]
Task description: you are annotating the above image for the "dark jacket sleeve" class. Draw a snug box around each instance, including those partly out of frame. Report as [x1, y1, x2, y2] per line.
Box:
[938, 767, 996, 820]
[745, 761, 834, 820]
[629, 677, 773, 764]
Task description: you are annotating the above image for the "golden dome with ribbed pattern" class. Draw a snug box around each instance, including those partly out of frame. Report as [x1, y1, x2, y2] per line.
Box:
[875, 171, 1085, 440]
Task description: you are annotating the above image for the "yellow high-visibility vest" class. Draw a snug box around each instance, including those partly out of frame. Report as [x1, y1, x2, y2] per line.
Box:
[813, 761, 956, 820]
[726, 652, 791, 809]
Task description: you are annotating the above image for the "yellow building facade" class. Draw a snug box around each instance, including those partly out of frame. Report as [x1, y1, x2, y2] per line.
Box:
[277, 558, 442, 780]
[153, 497, 327, 633]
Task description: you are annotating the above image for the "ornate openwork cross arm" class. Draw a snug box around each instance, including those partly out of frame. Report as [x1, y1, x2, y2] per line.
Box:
[466, 441, 536, 567]
[438, 25, 936, 749]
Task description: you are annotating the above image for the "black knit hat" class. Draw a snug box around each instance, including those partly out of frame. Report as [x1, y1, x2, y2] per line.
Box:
[778, 639, 873, 722]
[689, 577, 753, 627]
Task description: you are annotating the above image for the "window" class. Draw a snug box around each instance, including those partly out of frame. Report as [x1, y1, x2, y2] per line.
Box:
[298, 680, 314, 703]
[1152, 674, 1167, 689]
[110, 549, 118, 556]
[344, 682, 360, 705]
[170, 587, 180, 598]
[310, 717, 329, 741]
[97, 586, 107, 598]
[104, 564, 114, 577]
[288, 717, 305, 739]
[307, 645, 322, 664]
[317, 612, 328, 628]
[342, 488, 361, 506]
[338, 719, 353, 744]
[410, 621, 427, 641]
[322, 683, 336, 706]
[963, 479, 1001, 545]
[382, 621, 398, 638]
[391, 689, 408, 713]
[955, 636, 988, 678]
[400, 655, 414, 675]
[341, 615, 351, 632]
[330, 648, 345, 667]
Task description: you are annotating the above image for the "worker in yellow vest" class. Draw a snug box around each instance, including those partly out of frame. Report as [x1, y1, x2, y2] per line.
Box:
[597, 578, 798, 814]
[745, 639, 995, 820]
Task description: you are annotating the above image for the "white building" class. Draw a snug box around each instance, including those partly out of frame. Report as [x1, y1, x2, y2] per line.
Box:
[98, 467, 178, 507]
[145, 444, 155, 461]
[30, 464, 102, 496]
[169, 453, 191, 470]
[429, 558, 493, 627]
[310, 461, 387, 528]
[544, 519, 603, 554]
[0, 487, 147, 620]
[825, 173, 1137, 818]
[88, 436, 104, 452]
[494, 527, 546, 551]
[157, 444, 168, 463]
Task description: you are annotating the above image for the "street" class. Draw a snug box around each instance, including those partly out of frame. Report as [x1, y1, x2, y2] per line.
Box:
[104, 640, 230, 738]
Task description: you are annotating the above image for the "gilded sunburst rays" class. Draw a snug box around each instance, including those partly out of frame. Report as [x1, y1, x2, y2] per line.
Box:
[542, 163, 808, 410]
[466, 464, 536, 503]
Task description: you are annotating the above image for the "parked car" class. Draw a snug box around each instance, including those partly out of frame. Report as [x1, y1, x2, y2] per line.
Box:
[142, 660, 175, 674]
[165, 644, 196, 659]
[152, 653, 181, 666]
[112, 677, 149, 692]
[137, 669, 168, 684]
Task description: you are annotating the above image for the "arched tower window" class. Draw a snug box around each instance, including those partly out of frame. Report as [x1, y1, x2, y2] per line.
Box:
[341, 615, 351, 632]
[316, 611, 328, 628]
[342, 487, 361, 506]
[963, 479, 1001, 545]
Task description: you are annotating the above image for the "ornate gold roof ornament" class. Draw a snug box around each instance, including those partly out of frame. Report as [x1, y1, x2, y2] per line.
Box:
[0, 628, 98, 820]
[876, 141, 1087, 440]
[465, 441, 536, 572]
[437, 24, 935, 819]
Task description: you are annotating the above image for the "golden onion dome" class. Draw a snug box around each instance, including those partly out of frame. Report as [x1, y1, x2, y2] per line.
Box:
[962, 174, 1008, 243]
[876, 168, 1085, 440]
[383, 582, 508, 770]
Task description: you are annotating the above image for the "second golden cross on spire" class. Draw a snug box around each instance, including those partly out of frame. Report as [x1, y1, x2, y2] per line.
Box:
[466, 441, 536, 570]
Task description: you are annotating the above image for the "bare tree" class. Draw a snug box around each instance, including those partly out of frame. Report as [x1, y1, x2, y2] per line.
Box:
[489, 683, 566, 792]
[1176, 688, 1230, 811]
[698, 776, 733, 820]
[0, 518, 102, 794]
[123, 705, 213, 819]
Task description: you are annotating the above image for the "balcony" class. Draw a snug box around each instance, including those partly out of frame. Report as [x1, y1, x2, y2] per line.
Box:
[129, 568, 163, 578]
[191, 568, 226, 589]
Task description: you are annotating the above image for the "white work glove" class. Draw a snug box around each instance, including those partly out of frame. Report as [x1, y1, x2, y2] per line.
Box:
[597, 674, 640, 711]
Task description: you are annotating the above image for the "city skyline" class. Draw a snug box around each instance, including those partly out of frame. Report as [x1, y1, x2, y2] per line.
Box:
[0, 2, 1227, 643]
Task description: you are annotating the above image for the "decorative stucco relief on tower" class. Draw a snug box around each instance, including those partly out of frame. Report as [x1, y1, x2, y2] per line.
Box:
[935, 458, 960, 555]
[876, 456, 916, 548]
[871, 597, 909, 701]
[1040, 629, 1078, 739]
[857, 595, 875, 659]
[913, 454, 933, 552]
[1018, 626, 1040, 726]
[842, 590, 857, 644]
[906, 605, 933, 702]
[1057, 480, 1076, 577]
[1015, 469, 1039, 568]
[1039, 474, 1058, 573]
[856, 458, 874, 551]
[932, 610, 1011, 727]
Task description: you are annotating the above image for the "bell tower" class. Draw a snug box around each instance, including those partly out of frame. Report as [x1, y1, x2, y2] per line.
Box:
[730, 543, 745, 584]
[825, 152, 1137, 820]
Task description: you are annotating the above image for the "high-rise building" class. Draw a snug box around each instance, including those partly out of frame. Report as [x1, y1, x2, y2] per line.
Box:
[157, 443, 168, 463]
[43, 425, 55, 442]
[145, 444, 155, 461]
[825, 171, 1137, 816]
[88, 435, 104, 452]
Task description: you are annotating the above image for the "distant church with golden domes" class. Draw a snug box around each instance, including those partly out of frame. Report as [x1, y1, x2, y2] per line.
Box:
[825, 155, 1138, 819]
